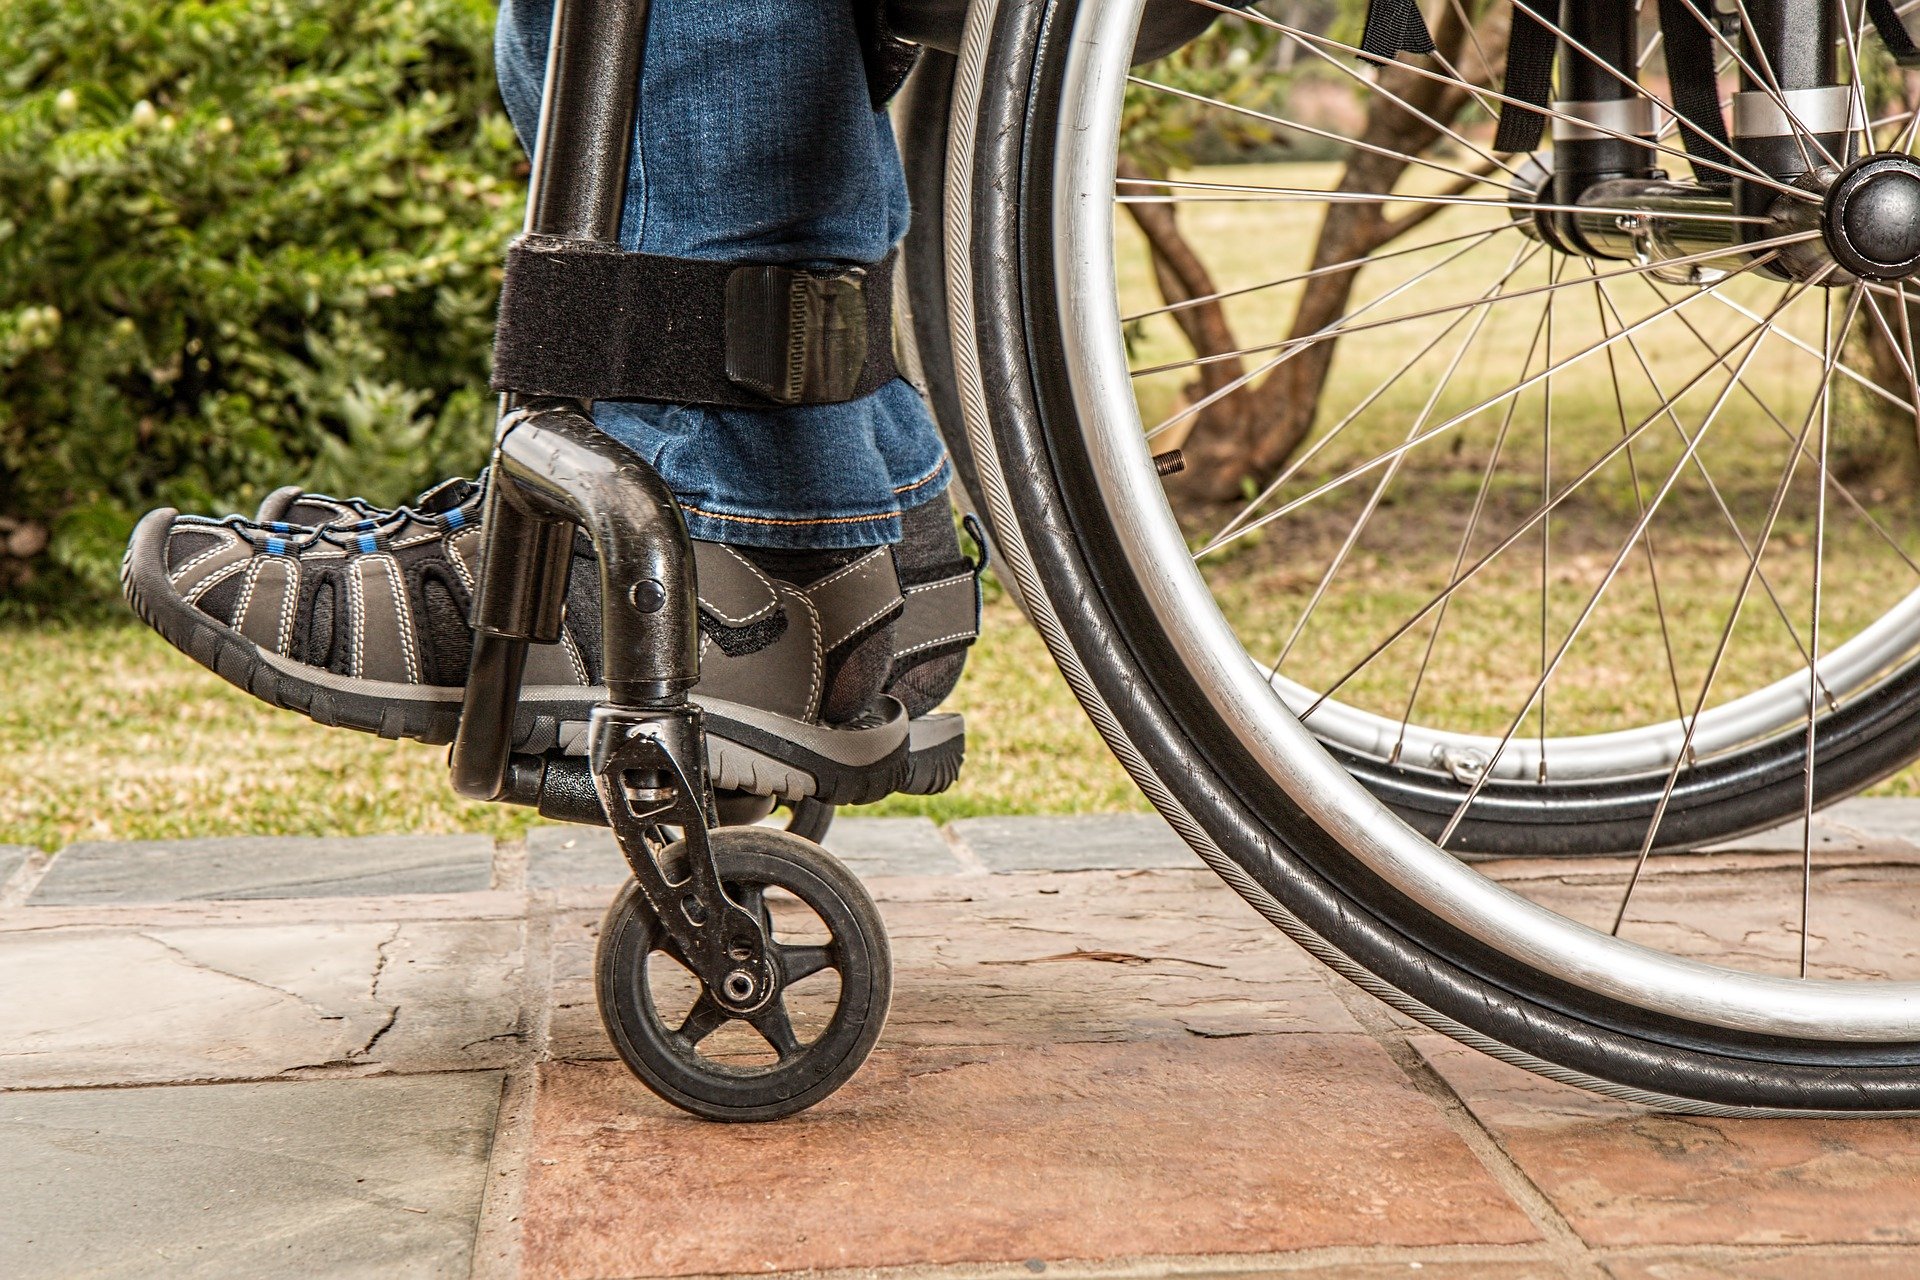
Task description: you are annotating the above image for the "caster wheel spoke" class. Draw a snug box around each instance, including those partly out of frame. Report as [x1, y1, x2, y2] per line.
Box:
[747, 999, 803, 1060]
[675, 991, 731, 1047]
[596, 826, 891, 1122]
[776, 943, 836, 983]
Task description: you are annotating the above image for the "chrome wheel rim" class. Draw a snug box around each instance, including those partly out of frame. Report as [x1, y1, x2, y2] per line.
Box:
[1053, 0, 1920, 1037]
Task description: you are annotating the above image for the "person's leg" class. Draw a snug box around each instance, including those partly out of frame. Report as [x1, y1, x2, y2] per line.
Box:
[496, 0, 949, 552]
[123, 0, 975, 785]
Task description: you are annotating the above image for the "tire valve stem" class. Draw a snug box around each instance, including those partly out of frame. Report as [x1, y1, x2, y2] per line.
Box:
[1153, 449, 1185, 477]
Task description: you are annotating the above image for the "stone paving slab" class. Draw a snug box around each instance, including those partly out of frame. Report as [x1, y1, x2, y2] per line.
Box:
[0, 1072, 502, 1279]
[1414, 1036, 1920, 1248]
[1602, 1249, 1920, 1278]
[31, 835, 494, 905]
[520, 1038, 1537, 1279]
[544, 868, 1357, 1062]
[0, 845, 28, 891]
[528, 817, 960, 887]
[947, 814, 1200, 872]
[1477, 849, 1920, 981]
[1, 917, 527, 1088]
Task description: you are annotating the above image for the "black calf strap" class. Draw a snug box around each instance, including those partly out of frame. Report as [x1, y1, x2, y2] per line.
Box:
[1359, 0, 1436, 61]
[1493, 0, 1558, 154]
[1869, 0, 1920, 66]
[491, 235, 898, 409]
[1657, 0, 1735, 184]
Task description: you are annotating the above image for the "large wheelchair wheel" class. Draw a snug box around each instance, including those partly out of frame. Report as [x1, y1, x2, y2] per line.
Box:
[949, 0, 1920, 1109]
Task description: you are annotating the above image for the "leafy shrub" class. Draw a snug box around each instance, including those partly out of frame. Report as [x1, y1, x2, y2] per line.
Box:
[0, 0, 523, 605]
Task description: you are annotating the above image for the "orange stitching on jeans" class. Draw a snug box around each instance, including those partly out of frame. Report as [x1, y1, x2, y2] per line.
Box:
[892, 455, 950, 495]
[679, 505, 901, 528]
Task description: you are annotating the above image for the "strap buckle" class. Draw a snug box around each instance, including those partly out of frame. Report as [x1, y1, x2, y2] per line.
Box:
[725, 264, 872, 406]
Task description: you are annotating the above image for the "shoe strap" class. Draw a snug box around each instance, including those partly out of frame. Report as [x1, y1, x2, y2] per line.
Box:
[803, 547, 903, 654]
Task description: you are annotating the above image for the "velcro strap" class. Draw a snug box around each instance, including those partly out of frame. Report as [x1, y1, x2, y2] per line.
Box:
[491, 235, 898, 408]
[1359, 0, 1436, 61]
[692, 541, 780, 628]
[805, 548, 904, 654]
[1870, 0, 1920, 66]
[895, 570, 980, 660]
[1494, 1, 1559, 154]
[1658, 0, 1735, 181]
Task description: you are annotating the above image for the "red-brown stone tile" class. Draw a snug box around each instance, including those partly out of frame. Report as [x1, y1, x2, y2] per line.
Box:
[522, 1037, 1535, 1279]
[1603, 1249, 1920, 1279]
[1416, 1037, 1920, 1247]
[545, 870, 1358, 1061]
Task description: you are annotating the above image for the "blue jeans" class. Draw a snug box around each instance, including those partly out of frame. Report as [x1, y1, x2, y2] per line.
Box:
[494, 0, 949, 549]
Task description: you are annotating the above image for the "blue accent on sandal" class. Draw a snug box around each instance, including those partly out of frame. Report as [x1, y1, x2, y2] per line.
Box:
[266, 537, 287, 556]
[358, 533, 378, 554]
[444, 506, 466, 530]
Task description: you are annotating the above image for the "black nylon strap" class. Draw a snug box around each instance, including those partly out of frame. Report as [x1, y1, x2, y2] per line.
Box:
[1360, 0, 1437, 60]
[1657, 0, 1736, 183]
[1869, 0, 1920, 66]
[1494, 1, 1558, 154]
[490, 237, 898, 409]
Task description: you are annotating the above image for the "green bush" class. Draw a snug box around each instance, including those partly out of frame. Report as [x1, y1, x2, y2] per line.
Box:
[0, 0, 523, 606]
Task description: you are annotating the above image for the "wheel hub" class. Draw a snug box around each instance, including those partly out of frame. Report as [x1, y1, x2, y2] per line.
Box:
[1823, 153, 1920, 282]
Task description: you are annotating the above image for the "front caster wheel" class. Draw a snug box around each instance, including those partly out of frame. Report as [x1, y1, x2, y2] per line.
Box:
[595, 826, 890, 1121]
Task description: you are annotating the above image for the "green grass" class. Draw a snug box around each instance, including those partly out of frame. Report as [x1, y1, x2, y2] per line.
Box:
[0, 585, 1146, 851]
[11, 158, 1920, 847]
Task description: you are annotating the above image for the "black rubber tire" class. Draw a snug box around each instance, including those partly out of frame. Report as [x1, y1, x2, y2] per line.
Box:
[783, 797, 836, 843]
[595, 827, 891, 1121]
[964, 0, 1920, 1109]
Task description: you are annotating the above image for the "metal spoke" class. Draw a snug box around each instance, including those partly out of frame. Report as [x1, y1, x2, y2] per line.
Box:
[1269, 245, 1535, 677]
[1295, 289, 1802, 723]
[1196, 251, 1793, 560]
[1711, 0, 1835, 171]
[1612, 281, 1860, 937]
[1604, 282, 1843, 707]
[1197, 1, 1818, 200]
[1695, 293, 1920, 579]
[1123, 220, 1523, 325]
[1140, 231, 1815, 384]
[1539, 257, 1556, 778]
[1434, 282, 1811, 849]
[1256, 23, 1524, 180]
[1117, 178, 1779, 225]
[748, 1000, 802, 1061]
[1129, 76, 1516, 191]
[1392, 267, 1559, 761]
[1147, 227, 1512, 443]
[1588, 272, 1691, 730]
[1205, 242, 1546, 549]
[1802, 290, 1838, 976]
[1703, 289, 1915, 417]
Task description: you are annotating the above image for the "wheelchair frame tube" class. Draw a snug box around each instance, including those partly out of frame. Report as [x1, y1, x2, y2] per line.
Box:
[452, 0, 678, 802]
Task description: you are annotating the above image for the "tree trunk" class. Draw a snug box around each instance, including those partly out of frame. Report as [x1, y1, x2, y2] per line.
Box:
[1127, 2, 1504, 504]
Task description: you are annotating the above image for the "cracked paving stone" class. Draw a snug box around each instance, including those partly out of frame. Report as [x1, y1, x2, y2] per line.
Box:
[30, 835, 494, 905]
[1415, 1036, 1920, 1247]
[0, 918, 527, 1088]
[948, 814, 1200, 872]
[544, 869, 1358, 1061]
[521, 1039, 1536, 1278]
[527, 817, 960, 887]
[0, 1072, 501, 1279]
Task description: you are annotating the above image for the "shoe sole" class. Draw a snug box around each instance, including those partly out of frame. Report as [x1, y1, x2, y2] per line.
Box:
[124, 510, 960, 806]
